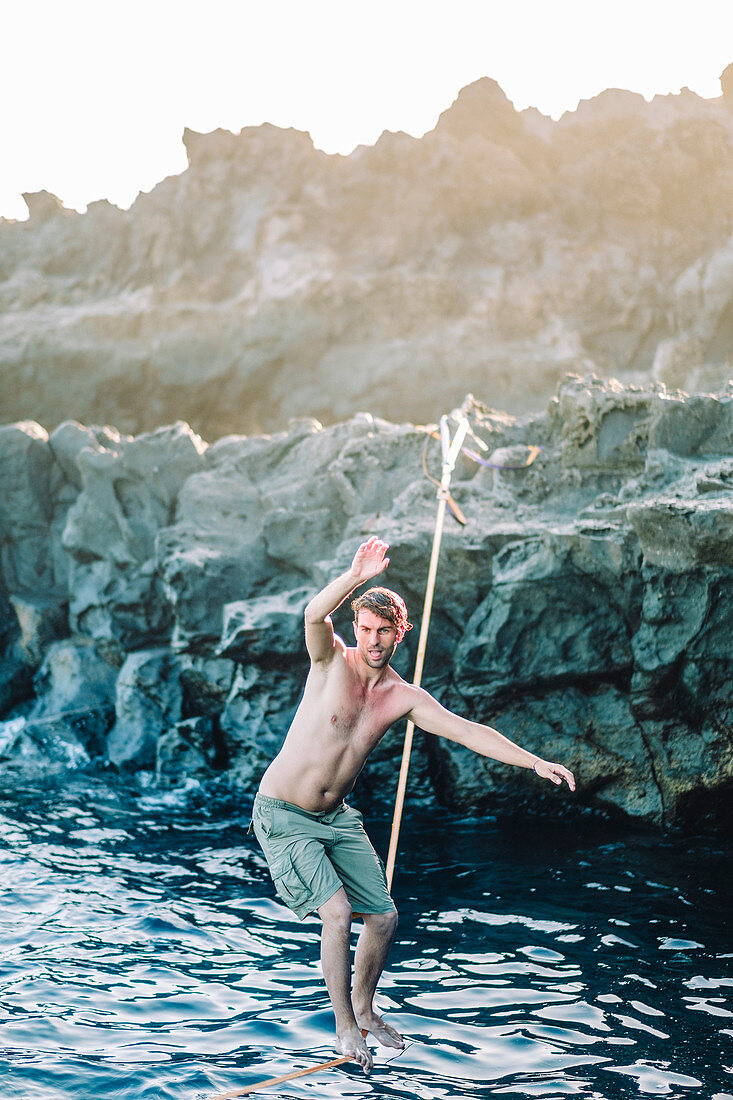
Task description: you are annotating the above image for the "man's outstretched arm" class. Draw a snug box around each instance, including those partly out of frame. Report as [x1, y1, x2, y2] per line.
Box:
[407, 688, 575, 790]
[304, 537, 390, 663]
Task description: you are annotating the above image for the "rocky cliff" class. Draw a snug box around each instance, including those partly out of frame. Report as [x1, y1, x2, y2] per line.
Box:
[2, 77, 733, 438]
[1, 376, 731, 831]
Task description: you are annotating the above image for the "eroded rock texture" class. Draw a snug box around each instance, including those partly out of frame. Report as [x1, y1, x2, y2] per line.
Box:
[0, 376, 731, 829]
[1, 78, 733, 437]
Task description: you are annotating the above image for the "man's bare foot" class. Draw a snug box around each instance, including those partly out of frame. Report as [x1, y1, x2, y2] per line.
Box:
[354, 1009, 404, 1049]
[336, 1025, 373, 1073]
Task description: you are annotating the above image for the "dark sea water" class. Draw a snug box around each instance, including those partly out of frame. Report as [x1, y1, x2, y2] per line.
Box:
[0, 775, 731, 1100]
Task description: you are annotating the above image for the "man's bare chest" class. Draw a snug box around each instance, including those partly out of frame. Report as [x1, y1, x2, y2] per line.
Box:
[315, 669, 407, 744]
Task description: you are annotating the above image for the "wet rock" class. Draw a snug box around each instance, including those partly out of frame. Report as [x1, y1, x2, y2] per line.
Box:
[156, 716, 221, 786]
[1, 374, 732, 829]
[219, 588, 311, 660]
[219, 664, 304, 788]
[178, 656, 237, 717]
[157, 414, 425, 652]
[62, 422, 206, 647]
[0, 421, 70, 592]
[0, 583, 35, 715]
[0, 635, 35, 717]
[639, 717, 733, 832]
[9, 591, 68, 666]
[107, 648, 183, 769]
[106, 649, 236, 770]
[156, 465, 269, 651]
[428, 685, 664, 825]
[20, 638, 119, 763]
[454, 531, 635, 699]
[0, 714, 90, 774]
[630, 564, 733, 728]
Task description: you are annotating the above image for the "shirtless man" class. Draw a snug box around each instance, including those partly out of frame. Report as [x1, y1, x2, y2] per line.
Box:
[252, 536, 575, 1073]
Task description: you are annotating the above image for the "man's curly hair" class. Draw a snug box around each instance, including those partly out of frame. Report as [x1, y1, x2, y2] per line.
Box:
[351, 587, 413, 642]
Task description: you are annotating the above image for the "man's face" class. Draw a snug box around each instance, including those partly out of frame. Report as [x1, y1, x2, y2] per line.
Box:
[353, 609, 399, 668]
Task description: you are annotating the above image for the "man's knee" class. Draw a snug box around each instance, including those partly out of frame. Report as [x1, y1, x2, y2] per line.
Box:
[319, 889, 353, 930]
[365, 908, 398, 937]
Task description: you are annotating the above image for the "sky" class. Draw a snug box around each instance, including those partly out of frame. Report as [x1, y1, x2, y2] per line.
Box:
[1, 0, 732, 221]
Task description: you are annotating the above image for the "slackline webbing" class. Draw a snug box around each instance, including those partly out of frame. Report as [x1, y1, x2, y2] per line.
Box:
[206, 1036, 366, 1099]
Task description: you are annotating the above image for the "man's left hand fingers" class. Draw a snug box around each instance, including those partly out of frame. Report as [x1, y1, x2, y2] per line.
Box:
[537, 761, 576, 790]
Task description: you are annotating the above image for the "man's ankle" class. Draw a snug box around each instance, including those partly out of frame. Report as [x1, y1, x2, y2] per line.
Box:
[335, 1014, 359, 1034]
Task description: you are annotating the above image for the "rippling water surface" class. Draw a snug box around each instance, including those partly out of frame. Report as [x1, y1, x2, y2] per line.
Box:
[0, 776, 730, 1100]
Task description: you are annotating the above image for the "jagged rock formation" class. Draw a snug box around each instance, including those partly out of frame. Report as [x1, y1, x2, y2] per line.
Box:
[0, 376, 731, 831]
[1, 77, 732, 438]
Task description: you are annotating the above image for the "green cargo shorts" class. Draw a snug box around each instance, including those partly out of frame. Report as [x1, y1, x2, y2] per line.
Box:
[251, 792, 396, 921]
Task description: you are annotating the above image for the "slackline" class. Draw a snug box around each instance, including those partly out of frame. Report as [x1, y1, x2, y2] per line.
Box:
[206, 1034, 367, 1099]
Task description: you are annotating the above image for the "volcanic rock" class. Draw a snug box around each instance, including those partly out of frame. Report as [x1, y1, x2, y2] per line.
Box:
[1, 77, 732, 438]
[0, 375, 731, 830]
[107, 648, 183, 769]
[62, 421, 206, 648]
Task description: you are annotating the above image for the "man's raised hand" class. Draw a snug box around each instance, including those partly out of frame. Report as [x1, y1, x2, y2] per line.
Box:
[351, 536, 390, 583]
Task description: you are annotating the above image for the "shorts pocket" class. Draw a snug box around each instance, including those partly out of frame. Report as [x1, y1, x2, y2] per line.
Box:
[269, 808, 293, 838]
[269, 851, 310, 909]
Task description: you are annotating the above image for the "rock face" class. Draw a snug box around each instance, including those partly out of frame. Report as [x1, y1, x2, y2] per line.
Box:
[0, 376, 731, 831]
[1, 77, 733, 438]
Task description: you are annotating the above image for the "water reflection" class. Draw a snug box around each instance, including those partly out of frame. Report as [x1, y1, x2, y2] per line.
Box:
[0, 778, 730, 1100]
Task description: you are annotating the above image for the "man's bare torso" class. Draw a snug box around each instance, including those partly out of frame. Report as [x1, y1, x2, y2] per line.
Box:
[259, 640, 414, 812]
